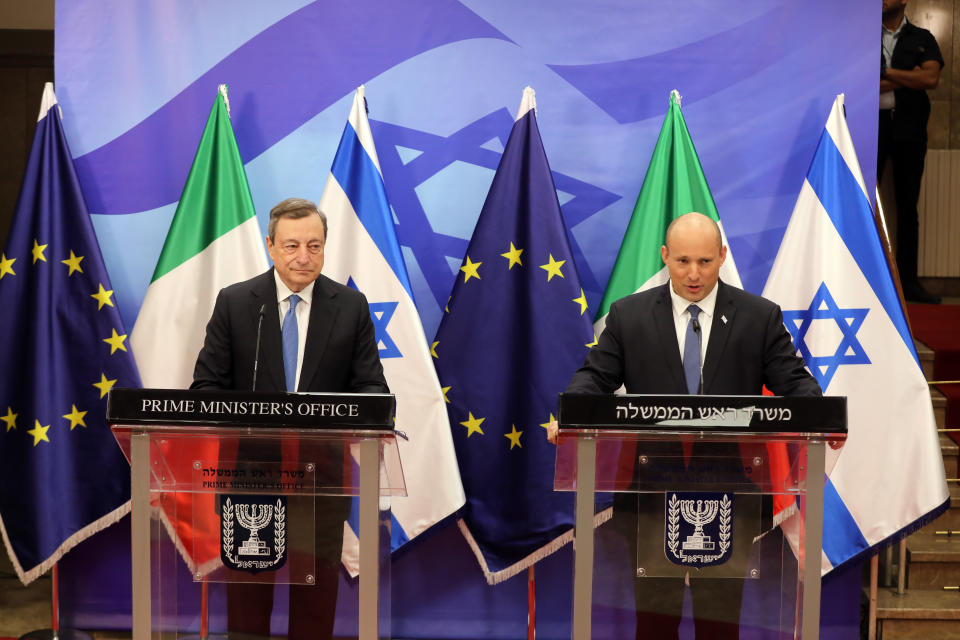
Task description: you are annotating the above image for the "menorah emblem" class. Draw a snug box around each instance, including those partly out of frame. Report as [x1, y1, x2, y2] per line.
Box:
[665, 492, 733, 567]
[221, 495, 287, 573]
[680, 499, 719, 551]
[236, 503, 274, 556]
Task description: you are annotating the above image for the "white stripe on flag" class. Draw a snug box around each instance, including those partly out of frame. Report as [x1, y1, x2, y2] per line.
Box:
[320, 87, 464, 575]
[764, 95, 948, 573]
[131, 217, 267, 388]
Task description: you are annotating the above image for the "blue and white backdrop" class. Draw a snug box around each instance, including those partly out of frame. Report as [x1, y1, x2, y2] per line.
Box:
[57, 0, 877, 339]
[55, 1, 877, 637]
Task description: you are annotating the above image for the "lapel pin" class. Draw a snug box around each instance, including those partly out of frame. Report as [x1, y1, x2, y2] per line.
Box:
[721, 315, 728, 324]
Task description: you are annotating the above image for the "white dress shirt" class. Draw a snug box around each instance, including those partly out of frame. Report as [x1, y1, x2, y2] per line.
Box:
[880, 17, 906, 110]
[273, 271, 314, 391]
[668, 281, 719, 372]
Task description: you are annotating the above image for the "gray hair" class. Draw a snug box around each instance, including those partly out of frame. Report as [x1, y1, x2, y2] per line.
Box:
[267, 198, 328, 241]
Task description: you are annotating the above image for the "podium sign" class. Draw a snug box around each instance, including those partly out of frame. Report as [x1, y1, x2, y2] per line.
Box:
[109, 388, 405, 640]
[555, 394, 846, 640]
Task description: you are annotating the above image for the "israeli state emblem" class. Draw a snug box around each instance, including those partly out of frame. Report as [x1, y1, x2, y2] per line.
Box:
[665, 492, 733, 568]
[220, 495, 287, 573]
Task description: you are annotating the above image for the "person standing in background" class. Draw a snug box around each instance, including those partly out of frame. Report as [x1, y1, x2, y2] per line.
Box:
[879, 0, 943, 304]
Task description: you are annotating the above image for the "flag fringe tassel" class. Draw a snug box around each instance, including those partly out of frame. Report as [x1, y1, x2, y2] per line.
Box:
[822, 496, 951, 575]
[752, 503, 800, 544]
[773, 502, 799, 527]
[459, 506, 614, 586]
[156, 507, 223, 578]
[0, 500, 130, 585]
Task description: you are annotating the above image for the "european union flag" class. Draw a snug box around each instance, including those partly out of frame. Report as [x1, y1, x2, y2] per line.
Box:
[0, 84, 140, 584]
[433, 88, 596, 584]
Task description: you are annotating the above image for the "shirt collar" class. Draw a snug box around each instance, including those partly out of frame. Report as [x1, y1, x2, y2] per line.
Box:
[668, 279, 719, 319]
[883, 16, 907, 37]
[273, 270, 314, 306]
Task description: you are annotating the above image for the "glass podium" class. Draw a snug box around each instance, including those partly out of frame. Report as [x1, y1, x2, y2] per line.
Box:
[555, 393, 846, 640]
[108, 388, 406, 640]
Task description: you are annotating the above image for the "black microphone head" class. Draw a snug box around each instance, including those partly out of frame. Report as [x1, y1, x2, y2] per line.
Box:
[692, 318, 701, 332]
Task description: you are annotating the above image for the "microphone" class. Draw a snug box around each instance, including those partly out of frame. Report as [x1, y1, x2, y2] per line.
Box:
[691, 317, 701, 334]
[252, 303, 267, 391]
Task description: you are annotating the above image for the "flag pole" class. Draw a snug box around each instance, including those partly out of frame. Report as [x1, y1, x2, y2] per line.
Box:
[873, 186, 913, 334]
[17, 562, 94, 640]
[51, 563, 58, 638]
[527, 565, 536, 640]
[200, 578, 209, 640]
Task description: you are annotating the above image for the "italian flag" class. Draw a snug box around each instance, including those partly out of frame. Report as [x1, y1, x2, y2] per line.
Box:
[131, 85, 267, 389]
[594, 90, 741, 336]
[129, 85, 267, 574]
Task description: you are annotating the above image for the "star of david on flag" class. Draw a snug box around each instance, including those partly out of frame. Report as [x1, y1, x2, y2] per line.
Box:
[320, 86, 464, 575]
[368, 111, 620, 337]
[782, 282, 870, 390]
[368, 301, 401, 358]
[763, 94, 948, 574]
[347, 277, 401, 359]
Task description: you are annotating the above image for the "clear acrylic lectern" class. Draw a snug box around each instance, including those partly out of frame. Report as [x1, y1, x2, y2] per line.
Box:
[108, 388, 405, 640]
[555, 393, 846, 640]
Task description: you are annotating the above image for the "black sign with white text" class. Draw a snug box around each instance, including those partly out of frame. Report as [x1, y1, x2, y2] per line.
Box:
[107, 388, 394, 430]
[559, 393, 846, 434]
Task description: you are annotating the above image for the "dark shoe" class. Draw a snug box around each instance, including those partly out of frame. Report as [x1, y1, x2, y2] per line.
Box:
[903, 281, 941, 304]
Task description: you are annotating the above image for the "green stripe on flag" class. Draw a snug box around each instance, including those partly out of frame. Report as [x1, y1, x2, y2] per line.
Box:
[596, 91, 722, 320]
[151, 90, 258, 281]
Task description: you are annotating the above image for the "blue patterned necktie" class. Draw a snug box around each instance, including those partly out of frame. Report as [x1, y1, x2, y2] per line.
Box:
[683, 304, 703, 395]
[282, 294, 301, 392]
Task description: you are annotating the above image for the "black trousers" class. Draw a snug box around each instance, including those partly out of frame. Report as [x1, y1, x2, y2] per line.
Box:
[615, 442, 761, 640]
[616, 494, 754, 640]
[877, 109, 928, 284]
[226, 557, 340, 640]
[225, 490, 348, 640]
[224, 440, 349, 640]
[630, 576, 743, 640]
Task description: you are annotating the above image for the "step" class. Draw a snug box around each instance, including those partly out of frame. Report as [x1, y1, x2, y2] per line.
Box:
[933, 387, 947, 431]
[876, 587, 960, 639]
[916, 339, 935, 382]
[941, 431, 958, 479]
[906, 530, 960, 589]
[916, 482, 960, 538]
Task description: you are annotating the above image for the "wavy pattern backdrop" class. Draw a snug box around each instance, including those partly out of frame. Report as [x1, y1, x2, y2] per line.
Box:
[57, 0, 877, 339]
[55, 1, 876, 637]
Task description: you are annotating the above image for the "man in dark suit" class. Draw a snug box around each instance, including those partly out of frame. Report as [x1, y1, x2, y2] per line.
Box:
[192, 197, 388, 640]
[551, 212, 820, 639]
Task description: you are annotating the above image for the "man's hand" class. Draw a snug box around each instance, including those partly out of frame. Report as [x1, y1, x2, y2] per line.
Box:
[883, 62, 941, 91]
[546, 419, 559, 445]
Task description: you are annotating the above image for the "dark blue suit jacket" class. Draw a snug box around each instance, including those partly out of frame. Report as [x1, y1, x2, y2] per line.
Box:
[567, 280, 820, 398]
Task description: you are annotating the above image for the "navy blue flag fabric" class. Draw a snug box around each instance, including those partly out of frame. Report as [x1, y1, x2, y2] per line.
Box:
[433, 89, 597, 584]
[0, 85, 141, 584]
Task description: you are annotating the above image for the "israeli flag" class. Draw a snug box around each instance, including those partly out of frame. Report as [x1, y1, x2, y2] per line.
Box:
[763, 94, 948, 573]
[320, 86, 465, 574]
